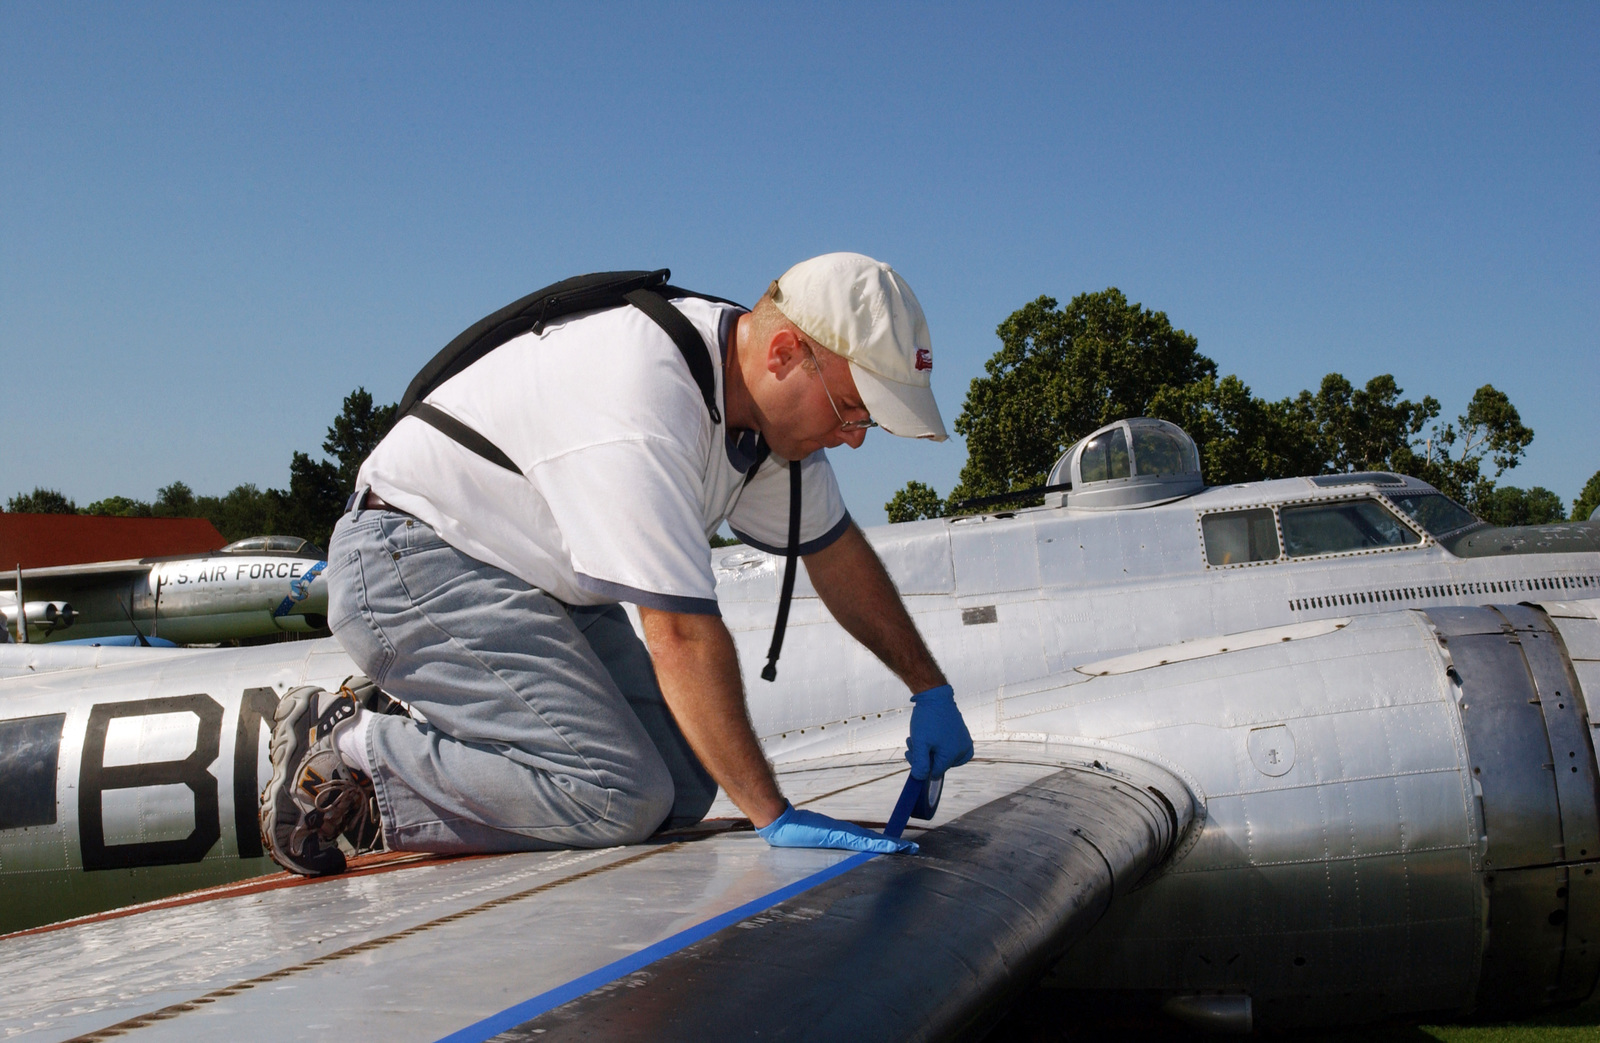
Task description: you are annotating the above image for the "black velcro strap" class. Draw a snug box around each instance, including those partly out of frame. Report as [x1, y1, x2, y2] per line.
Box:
[624, 288, 722, 425]
[409, 402, 525, 477]
[760, 460, 802, 682]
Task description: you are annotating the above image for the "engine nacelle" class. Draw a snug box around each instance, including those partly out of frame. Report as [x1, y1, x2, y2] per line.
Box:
[1, 601, 77, 636]
[1010, 602, 1600, 1026]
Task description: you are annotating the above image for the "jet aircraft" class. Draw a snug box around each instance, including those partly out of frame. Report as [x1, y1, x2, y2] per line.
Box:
[0, 535, 329, 646]
[3, 418, 1599, 1039]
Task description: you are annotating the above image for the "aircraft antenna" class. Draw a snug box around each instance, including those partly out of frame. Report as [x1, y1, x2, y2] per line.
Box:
[151, 574, 162, 638]
[13, 564, 26, 644]
[950, 481, 1072, 515]
[118, 584, 152, 647]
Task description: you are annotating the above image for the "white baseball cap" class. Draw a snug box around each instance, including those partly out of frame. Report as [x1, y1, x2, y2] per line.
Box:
[770, 252, 949, 441]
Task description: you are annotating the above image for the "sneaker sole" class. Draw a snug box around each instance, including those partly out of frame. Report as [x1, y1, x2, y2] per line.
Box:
[259, 686, 346, 876]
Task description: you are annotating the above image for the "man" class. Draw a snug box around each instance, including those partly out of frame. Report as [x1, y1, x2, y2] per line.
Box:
[261, 252, 973, 876]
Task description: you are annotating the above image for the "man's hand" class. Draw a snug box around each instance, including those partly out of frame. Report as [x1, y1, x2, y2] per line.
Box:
[757, 804, 917, 854]
[804, 525, 973, 781]
[906, 684, 973, 780]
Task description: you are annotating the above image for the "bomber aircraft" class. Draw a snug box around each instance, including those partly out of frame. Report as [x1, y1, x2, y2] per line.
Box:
[0, 535, 329, 646]
[3, 418, 1600, 1039]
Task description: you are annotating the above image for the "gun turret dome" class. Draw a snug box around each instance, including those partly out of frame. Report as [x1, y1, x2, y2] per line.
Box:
[1047, 418, 1204, 510]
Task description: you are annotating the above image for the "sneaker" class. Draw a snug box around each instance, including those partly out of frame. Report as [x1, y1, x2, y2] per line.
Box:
[260, 685, 378, 876]
[341, 674, 412, 719]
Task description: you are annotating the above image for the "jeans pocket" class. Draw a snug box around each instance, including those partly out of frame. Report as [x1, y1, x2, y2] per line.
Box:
[325, 548, 365, 634]
[326, 551, 396, 684]
[391, 539, 473, 608]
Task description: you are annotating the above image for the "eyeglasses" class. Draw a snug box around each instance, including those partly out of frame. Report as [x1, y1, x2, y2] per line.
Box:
[804, 344, 878, 432]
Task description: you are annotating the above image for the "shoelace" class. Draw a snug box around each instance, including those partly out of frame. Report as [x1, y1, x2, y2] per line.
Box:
[310, 775, 374, 842]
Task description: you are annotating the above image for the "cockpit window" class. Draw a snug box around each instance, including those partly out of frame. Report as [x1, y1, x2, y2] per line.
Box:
[1386, 492, 1482, 539]
[220, 535, 324, 556]
[1280, 499, 1421, 557]
[1202, 509, 1280, 566]
[1079, 427, 1130, 483]
[1133, 427, 1200, 477]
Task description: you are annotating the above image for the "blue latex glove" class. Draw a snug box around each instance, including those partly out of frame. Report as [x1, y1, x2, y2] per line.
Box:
[757, 804, 918, 854]
[906, 684, 974, 781]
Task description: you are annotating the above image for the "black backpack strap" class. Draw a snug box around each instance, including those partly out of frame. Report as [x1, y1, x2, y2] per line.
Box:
[741, 437, 773, 488]
[409, 402, 525, 477]
[402, 280, 738, 477]
[760, 460, 802, 682]
[623, 288, 722, 424]
[399, 269, 676, 416]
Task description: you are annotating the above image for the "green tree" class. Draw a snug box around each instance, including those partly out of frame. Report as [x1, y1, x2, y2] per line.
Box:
[1145, 375, 1320, 485]
[888, 286, 1549, 524]
[1390, 385, 1535, 514]
[84, 495, 154, 517]
[324, 387, 398, 496]
[7, 488, 77, 514]
[1575, 470, 1600, 522]
[885, 480, 947, 523]
[151, 481, 198, 518]
[1293, 374, 1440, 475]
[949, 289, 1216, 504]
[1476, 486, 1566, 527]
[194, 484, 279, 542]
[270, 452, 345, 552]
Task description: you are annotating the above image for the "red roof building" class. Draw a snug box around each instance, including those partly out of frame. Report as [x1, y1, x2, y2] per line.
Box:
[0, 514, 226, 570]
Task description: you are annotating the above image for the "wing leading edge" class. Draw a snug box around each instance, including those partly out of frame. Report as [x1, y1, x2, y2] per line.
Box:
[2, 744, 1195, 1042]
[472, 750, 1195, 1042]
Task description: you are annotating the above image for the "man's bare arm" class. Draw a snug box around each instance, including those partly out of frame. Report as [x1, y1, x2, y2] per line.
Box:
[802, 522, 946, 693]
[637, 606, 788, 828]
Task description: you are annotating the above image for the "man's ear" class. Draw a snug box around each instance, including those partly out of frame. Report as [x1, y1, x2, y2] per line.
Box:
[766, 327, 805, 377]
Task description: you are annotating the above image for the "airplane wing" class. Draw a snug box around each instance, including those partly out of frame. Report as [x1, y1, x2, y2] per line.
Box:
[3, 560, 151, 586]
[1, 741, 1195, 1043]
[1, 559, 151, 606]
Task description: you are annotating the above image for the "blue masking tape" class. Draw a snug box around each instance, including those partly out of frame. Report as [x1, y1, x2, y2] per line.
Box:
[439, 776, 942, 1042]
[436, 849, 874, 1043]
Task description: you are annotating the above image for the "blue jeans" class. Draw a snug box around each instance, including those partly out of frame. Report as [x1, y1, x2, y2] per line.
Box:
[325, 506, 716, 854]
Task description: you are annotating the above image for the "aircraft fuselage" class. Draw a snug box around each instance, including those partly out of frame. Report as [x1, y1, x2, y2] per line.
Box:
[4, 468, 1600, 1027]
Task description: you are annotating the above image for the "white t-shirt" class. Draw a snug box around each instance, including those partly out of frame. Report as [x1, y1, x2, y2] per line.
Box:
[357, 297, 850, 615]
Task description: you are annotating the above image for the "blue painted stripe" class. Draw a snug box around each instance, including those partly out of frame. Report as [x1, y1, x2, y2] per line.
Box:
[273, 560, 327, 618]
[434, 850, 876, 1043]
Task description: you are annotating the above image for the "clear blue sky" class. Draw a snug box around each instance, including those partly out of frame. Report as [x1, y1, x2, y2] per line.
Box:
[3, 2, 1595, 526]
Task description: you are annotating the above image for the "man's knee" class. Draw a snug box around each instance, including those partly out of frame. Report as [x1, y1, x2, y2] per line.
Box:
[594, 758, 674, 845]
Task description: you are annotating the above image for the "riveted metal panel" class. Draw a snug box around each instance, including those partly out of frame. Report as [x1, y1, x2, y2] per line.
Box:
[1577, 660, 1600, 713]
[1550, 614, 1600, 662]
[1542, 602, 1600, 1002]
[1501, 609, 1600, 862]
[871, 524, 955, 596]
[948, 518, 1043, 596]
[1430, 604, 1517, 638]
[1439, 612, 1564, 869]
[1477, 865, 1569, 1016]
[1562, 861, 1600, 1003]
